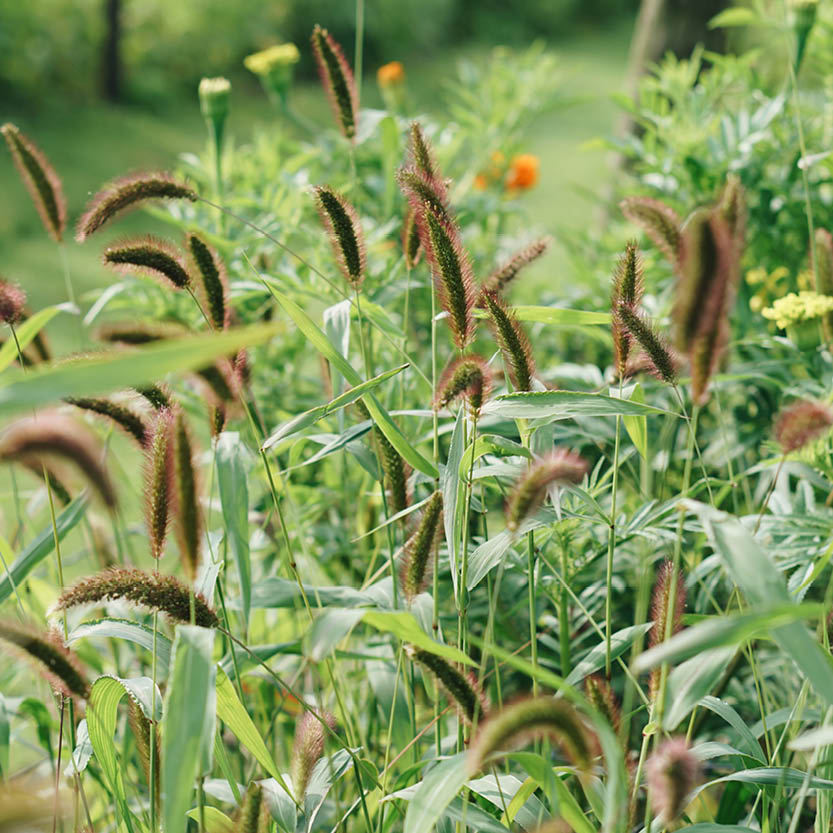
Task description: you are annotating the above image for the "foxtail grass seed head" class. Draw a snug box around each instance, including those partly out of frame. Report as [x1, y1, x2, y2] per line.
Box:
[311, 25, 358, 140]
[615, 304, 677, 386]
[468, 696, 593, 776]
[290, 710, 336, 802]
[434, 354, 492, 415]
[145, 408, 175, 560]
[0, 279, 26, 325]
[584, 675, 621, 736]
[406, 645, 487, 725]
[23, 459, 72, 505]
[173, 409, 202, 582]
[377, 430, 411, 516]
[481, 237, 552, 297]
[400, 491, 444, 601]
[65, 396, 150, 447]
[646, 737, 700, 823]
[398, 167, 451, 225]
[138, 385, 172, 410]
[402, 207, 422, 268]
[128, 697, 159, 809]
[422, 204, 476, 349]
[198, 77, 231, 123]
[187, 232, 230, 329]
[0, 413, 117, 508]
[610, 242, 644, 376]
[97, 320, 187, 344]
[813, 228, 833, 340]
[235, 783, 263, 833]
[622, 345, 684, 384]
[1, 123, 66, 242]
[103, 236, 191, 290]
[689, 317, 729, 406]
[775, 399, 833, 453]
[506, 450, 588, 532]
[718, 174, 747, 257]
[53, 566, 219, 628]
[0, 620, 89, 701]
[620, 196, 682, 268]
[409, 122, 441, 182]
[649, 559, 686, 699]
[76, 172, 197, 242]
[313, 186, 366, 288]
[483, 291, 535, 392]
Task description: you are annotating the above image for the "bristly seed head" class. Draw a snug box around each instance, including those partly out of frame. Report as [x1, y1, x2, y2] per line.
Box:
[400, 491, 444, 602]
[2, 123, 66, 242]
[311, 25, 358, 141]
[483, 291, 535, 392]
[290, 709, 336, 802]
[65, 396, 151, 447]
[775, 399, 833, 454]
[76, 172, 197, 242]
[103, 236, 191, 290]
[187, 232, 230, 329]
[649, 559, 686, 700]
[615, 304, 677, 386]
[0, 619, 89, 701]
[172, 409, 202, 582]
[506, 450, 588, 532]
[52, 566, 219, 628]
[620, 196, 682, 269]
[313, 186, 366, 289]
[409, 122, 441, 183]
[481, 237, 552, 298]
[645, 737, 700, 823]
[377, 429, 411, 517]
[0, 279, 26, 325]
[235, 783, 264, 833]
[406, 644, 487, 725]
[398, 168, 451, 225]
[402, 207, 422, 269]
[584, 675, 621, 736]
[610, 242, 644, 377]
[128, 698, 159, 812]
[144, 408, 175, 560]
[467, 696, 594, 776]
[434, 354, 492, 415]
[0, 413, 117, 508]
[97, 320, 188, 345]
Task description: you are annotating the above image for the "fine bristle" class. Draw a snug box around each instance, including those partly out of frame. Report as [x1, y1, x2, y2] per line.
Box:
[311, 25, 358, 140]
[620, 196, 682, 268]
[481, 237, 552, 297]
[483, 291, 535, 392]
[144, 408, 175, 560]
[1, 123, 66, 242]
[313, 186, 366, 289]
[615, 304, 677, 386]
[434, 354, 492, 415]
[290, 710, 336, 802]
[76, 172, 197, 242]
[646, 737, 700, 823]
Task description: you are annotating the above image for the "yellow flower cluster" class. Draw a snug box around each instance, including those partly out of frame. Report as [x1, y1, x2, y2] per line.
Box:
[761, 290, 833, 329]
[244, 44, 300, 77]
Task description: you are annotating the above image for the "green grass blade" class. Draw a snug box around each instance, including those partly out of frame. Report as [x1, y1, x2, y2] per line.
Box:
[0, 303, 70, 373]
[403, 753, 468, 833]
[484, 390, 674, 420]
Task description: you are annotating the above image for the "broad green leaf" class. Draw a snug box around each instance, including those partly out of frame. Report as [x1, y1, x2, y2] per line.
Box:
[789, 725, 833, 751]
[261, 777, 297, 833]
[459, 434, 530, 478]
[565, 623, 653, 686]
[483, 390, 672, 420]
[262, 364, 407, 450]
[467, 772, 547, 831]
[68, 618, 172, 677]
[620, 383, 647, 459]
[698, 696, 764, 763]
[0, 304, 70, 373]
[443, 409, 466, 595]
[664, 647, 735, 731]
[403, 753, 468, 833]
[245, 577, 375, 610]
[0, 322, 279, 418]
[709, 8, 760, 28]
[362, 610, 475, 665]
[304, 748, 355, 832]
[0, 496, 87, 605]
[162, 626, 216, 833]
[633, 603, 824, 672]
[473, 305, 610, 326]
[186, 807, 234, 833]
[216, 433, 251, 626]
[691, 767, 833, 800]
[271, 288, 437, 478]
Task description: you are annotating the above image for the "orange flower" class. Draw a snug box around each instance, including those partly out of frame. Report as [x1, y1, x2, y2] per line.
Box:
[474, 174, 488, 191]
[377, 61, 405, 87]
[506, 154, 539, 190]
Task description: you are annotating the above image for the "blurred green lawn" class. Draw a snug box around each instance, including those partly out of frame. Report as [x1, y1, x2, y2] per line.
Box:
[0, 21, 630, 334]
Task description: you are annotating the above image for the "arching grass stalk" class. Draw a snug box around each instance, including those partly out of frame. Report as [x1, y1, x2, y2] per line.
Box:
[458, 409, 479, 660]
[605, 380, 623, 679]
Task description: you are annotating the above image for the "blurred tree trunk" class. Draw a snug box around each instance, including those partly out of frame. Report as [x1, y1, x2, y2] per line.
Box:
[661, 0, 729, 59]
[101, 0, 122, 102]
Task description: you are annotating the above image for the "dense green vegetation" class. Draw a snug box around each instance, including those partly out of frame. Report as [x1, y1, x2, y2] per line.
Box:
[5, 3, 833, 833]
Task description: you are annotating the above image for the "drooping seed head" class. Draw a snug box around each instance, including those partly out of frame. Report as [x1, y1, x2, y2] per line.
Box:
[483, 291, 535, 392]
[0, 279, 26, 325]
[65, 396, 151, 447]
[313, 186, 366, 289]
[622, 345, 684, 384]
[144, 408, 175, 560]
[235, 783, 263, 833]
[172, 409, 202, 582]
[97, 320, 188, 345]
[505, 450, 588, 532]
[400, 491, 444, 602]
[52, 566, 219, 628]
[1, 123, 66, 242]
[402, 207, 422, 268]
[615, 304, 677, 386]
[774, 399, 833, 453]
[434, 354, 492, 415]
[689, 316, 730, 406]
[467, 696, 594, 776]
[406, 644, 487, 725]
[421, 204, 477, 349]
[376, 429, 411, 517]
[620, 196, 682, 268]
[648, 560, 686, 700]
[481, 237, 552, 297]
[584, 675, 621, 736]
[398, 167, 451, 225]
[22, 459, 72, 505]
[311, 25, 358, 141]
[0, 619, 89, 701]
[645, 737, 700, 823]
[103, 236, 191, 290]
[0, 413, 117, 508]
[290, 709, 336, 802]
[76, 172, 197, 242]
[137, 385, 172, 410]
[187, 232, 230, 329]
